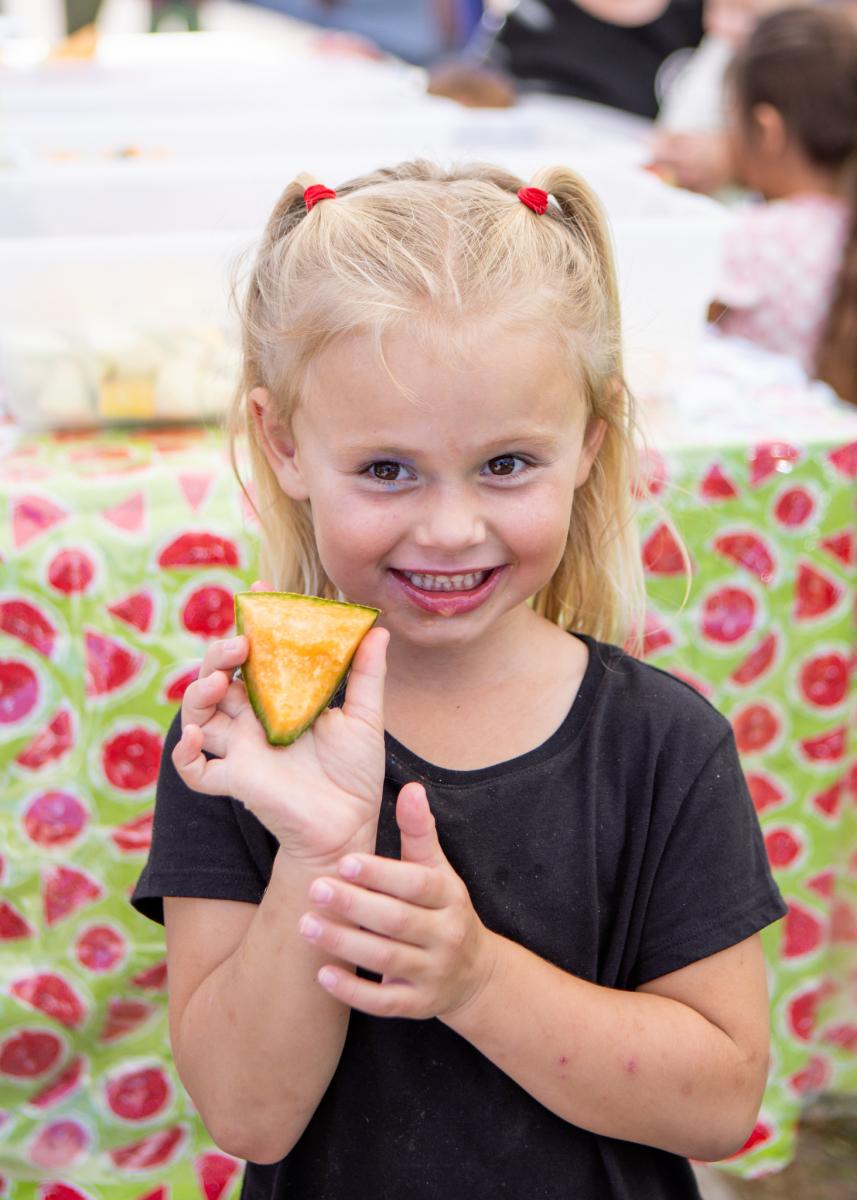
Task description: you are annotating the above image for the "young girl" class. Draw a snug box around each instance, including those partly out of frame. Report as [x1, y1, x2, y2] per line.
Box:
[132, 160, 785, 1199]
[709, 6, 857, 404]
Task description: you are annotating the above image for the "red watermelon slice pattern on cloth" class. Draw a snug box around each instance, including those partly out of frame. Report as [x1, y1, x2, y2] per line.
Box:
[641, 523, 686, 575]
[0, 599, 57, 657]
[107, 591, 155, 634]
[699, 462, 739, 501]
[749, 442, 801, 487]
[700, 586, 757, 644]
[730, 633, 777, 686]
[85, 631, 144, 697]
[75, 925, 127, 973]
[827, 441, 857, 478]
[101, 726, 162, 792]
[23, 791, 88, 848]
[109, 1125, 186, 1171]
[793, 562, 843, 620]
[799, 726, 847, 763]
[0, 659, 40, 725]
[27, 1118, 90, 1170]
[798, 651, 850, 709]
[182, 586, 236, 639]
[773, 486, 815, 528]
[819, 531, 855, 567]
[196, 1152, 242, 1200]
[110, 811, 154, 855]
[11, 496, 68, 549]
[98, 999, 156, 1044]
[42, 866, 103, 927]
[178, 474, 214, 512]
[28, 1055, 86, 1109]
[0, 901, 34, 941]
[158, 532, 239, 569]
[105, 1065, 172, 1123]
[0, 1029, 64, 1078]
[10, 973, 87, 1028]
[713, 532, 775, 584]
[47, 549, 96, 596]
[15, 709, 75, 771]
[101, 493, 145, 534]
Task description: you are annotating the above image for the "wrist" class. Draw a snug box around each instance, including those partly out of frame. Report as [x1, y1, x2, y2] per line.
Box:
[440, 926, 504, 1035]
[272, 824, 379, 879]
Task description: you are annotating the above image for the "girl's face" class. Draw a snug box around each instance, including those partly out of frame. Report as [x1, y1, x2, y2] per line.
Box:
[258, 322, 605, 655]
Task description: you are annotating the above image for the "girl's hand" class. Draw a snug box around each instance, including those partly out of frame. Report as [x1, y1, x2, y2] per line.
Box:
[173, 580, 390, 869]
[297, 783, 499, 1020]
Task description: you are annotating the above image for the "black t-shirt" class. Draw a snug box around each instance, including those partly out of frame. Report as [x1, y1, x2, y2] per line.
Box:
[132, 635, 785, 1200]
[483, 0, 704, 118]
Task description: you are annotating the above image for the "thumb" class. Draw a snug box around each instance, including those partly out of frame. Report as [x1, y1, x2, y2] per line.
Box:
[397, 782, 445, 868]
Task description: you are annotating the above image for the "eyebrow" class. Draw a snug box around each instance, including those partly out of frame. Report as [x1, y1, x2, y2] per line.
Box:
[341, 430, 563, 459]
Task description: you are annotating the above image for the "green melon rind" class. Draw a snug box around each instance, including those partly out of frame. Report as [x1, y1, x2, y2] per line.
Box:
[234, 591, 380, 747]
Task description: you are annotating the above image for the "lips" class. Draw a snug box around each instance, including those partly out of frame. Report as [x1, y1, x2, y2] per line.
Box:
[388, 566, 505, 616]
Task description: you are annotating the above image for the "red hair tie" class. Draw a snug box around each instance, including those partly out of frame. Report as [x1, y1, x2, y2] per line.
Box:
[304, 184, 337, 212]
[517, 186, 550, 215]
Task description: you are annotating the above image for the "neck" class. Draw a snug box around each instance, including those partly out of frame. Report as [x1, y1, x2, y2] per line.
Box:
[383, 604, 548, 700]
[761, 155, 843, 202]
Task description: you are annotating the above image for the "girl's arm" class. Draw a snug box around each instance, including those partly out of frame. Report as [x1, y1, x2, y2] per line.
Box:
[299, 783, 771, 1161]
[157, 618, 391, 1164]
[441, 930, 769, 1161]
[163, 850, 357, 1165]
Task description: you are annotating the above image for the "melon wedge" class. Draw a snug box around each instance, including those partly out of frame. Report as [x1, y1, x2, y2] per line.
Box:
[234, 592, 380, 746]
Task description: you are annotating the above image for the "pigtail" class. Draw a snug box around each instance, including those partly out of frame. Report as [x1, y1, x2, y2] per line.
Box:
[522, 167, 647, 648]
[815, 172, 857, 406]
[228, 175, 336, 597]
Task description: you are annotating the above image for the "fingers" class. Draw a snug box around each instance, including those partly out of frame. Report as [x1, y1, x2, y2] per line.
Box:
[181, 635, 247, 726]
[250, 579, 273, 591]
[396, 783, 445, 869]
[299, 911, 422, 981]
[332, 851, 446, 909]
[307, 875, 431, 945]
[172, 722, 229, 796]
[341, 625, 389, 729]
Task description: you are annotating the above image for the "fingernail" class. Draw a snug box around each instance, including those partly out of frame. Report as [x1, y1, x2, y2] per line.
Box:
[309, 880, 334, 904]
[339, 857, 361, 879]
[318, 968, 337, 990]
[299, 914, 323, 939]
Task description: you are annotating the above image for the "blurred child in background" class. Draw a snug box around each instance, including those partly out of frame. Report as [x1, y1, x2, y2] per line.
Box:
[708, 6, 857, 404]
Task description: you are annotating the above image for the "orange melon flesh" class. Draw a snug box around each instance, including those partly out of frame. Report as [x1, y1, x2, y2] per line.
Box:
[234, 592, 380, 746]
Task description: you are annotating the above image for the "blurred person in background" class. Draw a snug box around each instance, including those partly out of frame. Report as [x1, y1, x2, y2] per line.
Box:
[708, 6, 857, 404]
[649, 0, 801, 194]
[243, 0, 484, 63]
[427, 0, 703, 118]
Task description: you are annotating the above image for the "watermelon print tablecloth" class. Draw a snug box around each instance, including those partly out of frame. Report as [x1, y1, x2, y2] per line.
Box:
[1, 415, 856, 1197]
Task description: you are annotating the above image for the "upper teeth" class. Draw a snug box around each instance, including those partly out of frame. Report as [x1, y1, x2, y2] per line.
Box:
[402, 570, 490, 591]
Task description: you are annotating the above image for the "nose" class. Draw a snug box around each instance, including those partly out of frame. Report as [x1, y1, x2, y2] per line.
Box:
[413, 483, 487, 555]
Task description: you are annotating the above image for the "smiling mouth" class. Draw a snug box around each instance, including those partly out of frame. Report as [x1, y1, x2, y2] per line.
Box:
[392, 568, 495, 592]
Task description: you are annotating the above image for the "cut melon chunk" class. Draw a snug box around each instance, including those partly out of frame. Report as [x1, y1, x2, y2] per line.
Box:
[234, 591, 380, 746]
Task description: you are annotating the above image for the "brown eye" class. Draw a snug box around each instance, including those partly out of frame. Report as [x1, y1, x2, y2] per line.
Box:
[488, 456, 518, 476]
[370, 462, 402, 481]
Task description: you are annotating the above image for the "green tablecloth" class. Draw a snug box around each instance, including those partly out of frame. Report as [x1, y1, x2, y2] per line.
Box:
[1, 423, 856, 1196]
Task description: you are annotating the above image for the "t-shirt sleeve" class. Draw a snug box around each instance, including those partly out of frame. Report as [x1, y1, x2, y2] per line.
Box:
[130, 710, 272, 926]
[630, 730, 787, 987]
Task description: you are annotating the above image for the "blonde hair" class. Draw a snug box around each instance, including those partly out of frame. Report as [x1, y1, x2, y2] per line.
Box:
[228, 160, 646, 647]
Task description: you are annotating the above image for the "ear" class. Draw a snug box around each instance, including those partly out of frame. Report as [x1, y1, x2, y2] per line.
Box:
[248, 387, 310, 502]
[750, 102, 788, 159]
[574, 416, 607, 489]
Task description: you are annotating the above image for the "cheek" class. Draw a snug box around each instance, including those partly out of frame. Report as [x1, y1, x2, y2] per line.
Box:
[312, 494, 398, 569]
